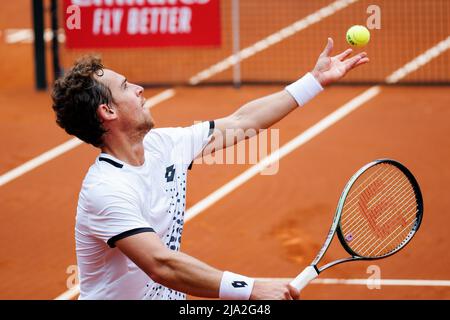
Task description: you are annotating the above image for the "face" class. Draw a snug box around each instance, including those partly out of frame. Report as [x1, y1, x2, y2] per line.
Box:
[96, 69, 154, 135]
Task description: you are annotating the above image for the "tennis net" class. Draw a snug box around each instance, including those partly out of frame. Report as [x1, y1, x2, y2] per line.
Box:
[55, 0, 450, 86]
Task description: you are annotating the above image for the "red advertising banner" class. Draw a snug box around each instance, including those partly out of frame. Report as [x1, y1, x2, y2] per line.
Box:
[63, 0, 221, 48]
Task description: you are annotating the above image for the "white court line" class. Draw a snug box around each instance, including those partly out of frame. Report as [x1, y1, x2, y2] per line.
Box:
[55, 285, 80, 300]
[56, 276, 450, 300]
[55, 277, 450, 300]
[0, 89, 175, 187]
[189, 0, 359, 85]
[386, 36, 450, 83]
[4, 29, 33, 43]
[4, 28, 66, 44]
[263, 278, 450, 287]
[0, 138, 82, 187]
[143, 88, 176, 109]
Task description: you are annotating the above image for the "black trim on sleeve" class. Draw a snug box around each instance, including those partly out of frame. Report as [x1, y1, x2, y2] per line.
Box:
[189, 121, 214, 171]
[107, 227, 155, 248]
[99, 157, 124, 169]
[208, 120, 215, 137]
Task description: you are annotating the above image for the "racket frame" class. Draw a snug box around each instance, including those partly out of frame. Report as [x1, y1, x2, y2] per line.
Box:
[291, 159, 424, 291]
[310, 160, 380, 273]
[336, 159, 423, 261]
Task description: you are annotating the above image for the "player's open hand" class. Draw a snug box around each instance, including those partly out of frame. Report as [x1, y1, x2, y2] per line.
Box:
[249, 280, 300, 300]
[311, 38, 370, 86]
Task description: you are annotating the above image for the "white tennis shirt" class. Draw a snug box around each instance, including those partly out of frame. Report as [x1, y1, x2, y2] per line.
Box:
[75, 121, 214, 300]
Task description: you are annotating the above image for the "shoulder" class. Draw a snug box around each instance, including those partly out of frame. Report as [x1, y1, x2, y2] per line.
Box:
[144, 127, 184, 145]
[144, 123, 212, 147]
[79, 172, 139, 214]
[143, 127, 187, 157]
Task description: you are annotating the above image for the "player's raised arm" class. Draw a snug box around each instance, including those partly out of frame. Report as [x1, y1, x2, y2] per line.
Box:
[115, 231, 299, 300]
[202, 38, 369, 155]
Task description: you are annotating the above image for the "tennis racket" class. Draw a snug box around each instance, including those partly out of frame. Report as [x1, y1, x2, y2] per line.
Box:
[290, 159, 423, 292]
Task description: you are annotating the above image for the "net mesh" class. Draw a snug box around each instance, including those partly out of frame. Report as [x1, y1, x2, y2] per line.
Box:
[57, 0, 450, 85]
[339, 163, 420, 258]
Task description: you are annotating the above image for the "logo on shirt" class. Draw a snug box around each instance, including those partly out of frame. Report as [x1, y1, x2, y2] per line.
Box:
[231, 281, 248, 288]
[165, 165, 176, 182]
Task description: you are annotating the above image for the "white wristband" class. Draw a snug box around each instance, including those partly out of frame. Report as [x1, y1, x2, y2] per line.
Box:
[285, 72, 324, 107]
[219, 271, 255, 300]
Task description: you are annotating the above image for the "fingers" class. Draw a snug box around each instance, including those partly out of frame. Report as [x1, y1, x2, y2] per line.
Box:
[345, 52, 368, 70]
[334, 48, 353, 61]
[284, 291, 293, 300]
[252, 281, 301, 300]
[282, 282, 299, 300]
[288, 284, 301, 300]
[354, 56, 370, 67]
[320, 37, 334, 57]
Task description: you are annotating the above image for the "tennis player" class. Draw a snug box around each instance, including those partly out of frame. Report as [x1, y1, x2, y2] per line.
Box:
[51, 38, 368, 300]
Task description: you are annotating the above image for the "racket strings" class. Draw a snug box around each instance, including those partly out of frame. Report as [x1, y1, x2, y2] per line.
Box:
[347, 205, 418, 257]
[352, 202, 418, 255]
[345, 176, 412, 236]
[342, 164, 407, 228]
[346, 181, 418, 256]
[359, 214, 417, 257]
[355, 185, 414, 240]
[343, 165, 402, 211]
[363, 214, 418, 256]
[342, 168, 405, 228]
[353, 195, 416, 249]
[341, 170, 404, 234]
[340, 165, 388, 210]
[346, 176, 417, 251]
[339, 164, 419, 258]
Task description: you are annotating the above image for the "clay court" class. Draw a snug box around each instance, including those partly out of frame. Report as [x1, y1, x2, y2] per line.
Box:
[0, 0, 449, 299]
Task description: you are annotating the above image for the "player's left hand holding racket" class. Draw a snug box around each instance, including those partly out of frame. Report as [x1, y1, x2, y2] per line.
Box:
[290, 159, 423, 295]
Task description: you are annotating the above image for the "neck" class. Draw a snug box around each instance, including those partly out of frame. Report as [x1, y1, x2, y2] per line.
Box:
[101, 130, 147, 166]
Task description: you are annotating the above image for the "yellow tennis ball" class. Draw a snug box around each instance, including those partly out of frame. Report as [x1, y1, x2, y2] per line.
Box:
[346, 25, 370, 47]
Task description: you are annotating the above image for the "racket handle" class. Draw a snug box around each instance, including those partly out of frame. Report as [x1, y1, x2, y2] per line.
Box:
[290, 266, 319, 291]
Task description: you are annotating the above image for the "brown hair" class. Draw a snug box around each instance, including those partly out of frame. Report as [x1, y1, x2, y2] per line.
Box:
[51, 56, 112, 148]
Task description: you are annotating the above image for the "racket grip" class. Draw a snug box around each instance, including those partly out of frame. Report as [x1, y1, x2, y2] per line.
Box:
[290, 266, 319, 291]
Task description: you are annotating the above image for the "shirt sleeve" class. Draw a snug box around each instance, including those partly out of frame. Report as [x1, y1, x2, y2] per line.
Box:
[85, 183, 154, 248]
[179, 121, 215, 169]
[144, 121, 214, 170]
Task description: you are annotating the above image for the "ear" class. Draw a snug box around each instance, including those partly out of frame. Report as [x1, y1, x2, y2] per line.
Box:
[97, 103, 117, 122]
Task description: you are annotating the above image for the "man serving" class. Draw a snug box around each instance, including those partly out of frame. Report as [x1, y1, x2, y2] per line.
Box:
[51, 38, 368, 300]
